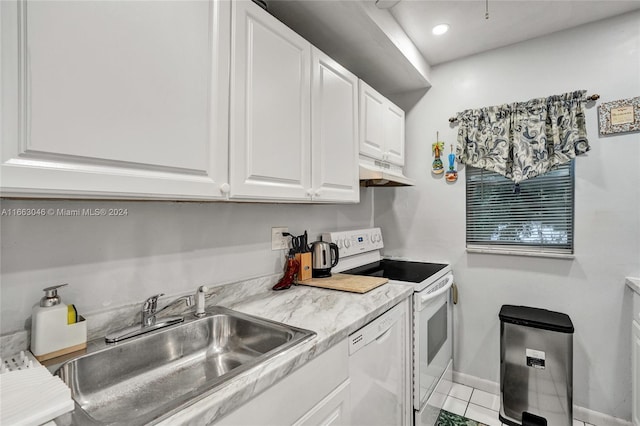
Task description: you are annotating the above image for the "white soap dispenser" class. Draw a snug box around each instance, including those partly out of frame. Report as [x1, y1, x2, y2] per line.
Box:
[31, 283, 87, 362]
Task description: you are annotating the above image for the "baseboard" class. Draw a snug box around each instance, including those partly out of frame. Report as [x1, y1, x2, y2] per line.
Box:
[573, 406, 633, 426]
[452, 371, 500, 395]
[452, 371, 632, 426]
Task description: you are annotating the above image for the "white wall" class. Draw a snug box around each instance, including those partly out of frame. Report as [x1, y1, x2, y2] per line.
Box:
[0, 192, 374, 334]
[378, 11, 640, 421]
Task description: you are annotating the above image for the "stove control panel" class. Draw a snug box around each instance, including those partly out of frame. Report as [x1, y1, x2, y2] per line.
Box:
[322, 228, 384, 258]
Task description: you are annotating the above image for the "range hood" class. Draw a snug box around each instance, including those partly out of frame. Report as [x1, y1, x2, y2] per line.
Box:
[359, 163, 414, 187]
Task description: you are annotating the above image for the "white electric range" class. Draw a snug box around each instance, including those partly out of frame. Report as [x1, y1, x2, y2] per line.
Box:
[323, 227, 455, 426]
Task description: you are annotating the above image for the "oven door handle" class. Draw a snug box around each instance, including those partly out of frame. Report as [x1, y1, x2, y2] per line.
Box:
[419, 275, 454, 305]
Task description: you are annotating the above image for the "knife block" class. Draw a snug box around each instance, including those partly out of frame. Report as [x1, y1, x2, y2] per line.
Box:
[295, 253, 312, 282]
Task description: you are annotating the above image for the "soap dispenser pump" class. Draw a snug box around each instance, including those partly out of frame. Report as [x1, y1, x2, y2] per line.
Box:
[40, 283, 67, 307]
[31, 283, 87, 362]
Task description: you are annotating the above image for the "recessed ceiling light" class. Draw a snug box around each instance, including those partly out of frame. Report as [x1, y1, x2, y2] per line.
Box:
[432, 24, 450, 36]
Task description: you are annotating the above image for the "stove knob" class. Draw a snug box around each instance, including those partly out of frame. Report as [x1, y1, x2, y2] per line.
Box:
[344, 239, 351, 248]
[337, 239, 343, 249]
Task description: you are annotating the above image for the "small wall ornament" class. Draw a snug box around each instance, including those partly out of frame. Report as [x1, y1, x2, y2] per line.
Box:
[432, 132, 444, 174]
[445, 145, 458, 182]
[599, 96, 640, 135]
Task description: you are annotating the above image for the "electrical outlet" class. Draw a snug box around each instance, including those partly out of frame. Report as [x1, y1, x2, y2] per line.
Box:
[271, 227, 289, 250]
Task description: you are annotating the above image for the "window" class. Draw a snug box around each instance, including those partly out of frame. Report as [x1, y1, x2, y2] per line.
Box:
[466, 162, 574, 256]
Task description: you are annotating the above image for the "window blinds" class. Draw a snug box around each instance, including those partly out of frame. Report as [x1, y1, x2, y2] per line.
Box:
[466, 162, 574, 254]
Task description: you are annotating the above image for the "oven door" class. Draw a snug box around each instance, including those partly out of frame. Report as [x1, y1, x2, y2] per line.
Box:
[414, 273, 453, 410]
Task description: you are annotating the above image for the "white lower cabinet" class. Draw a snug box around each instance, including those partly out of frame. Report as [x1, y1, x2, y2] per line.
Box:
[0, 0, 230, 200]
[633, 294, 640, 426]
[633, 321, 640, 426]
[215, 339, 349, 426]
[214, 299, 412, 426]
[293, 380, 351, 426]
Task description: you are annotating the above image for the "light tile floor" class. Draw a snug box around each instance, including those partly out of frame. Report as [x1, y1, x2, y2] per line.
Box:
[444, 383, 597, 426]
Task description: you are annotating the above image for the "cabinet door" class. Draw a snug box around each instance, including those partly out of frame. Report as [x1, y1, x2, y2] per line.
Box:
[230, 0, 311, 201]
[359, 81, 386, 161]
[311, 48, 359, 203]
[385, 102, 405, 166]
[0, 0, 230, 200]
[215, 340, 349, 426]
[634, 320, 640, 426]
[293, 380, 351, 426]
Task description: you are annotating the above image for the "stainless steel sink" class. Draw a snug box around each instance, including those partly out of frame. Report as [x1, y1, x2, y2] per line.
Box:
[55, 306, 315, 425]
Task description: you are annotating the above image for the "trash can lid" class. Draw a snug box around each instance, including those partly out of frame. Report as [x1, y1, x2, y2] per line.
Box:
[499, 305, 574, 333]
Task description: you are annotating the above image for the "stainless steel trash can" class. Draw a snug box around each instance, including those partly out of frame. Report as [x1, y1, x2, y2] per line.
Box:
[499, 305, 574, 426]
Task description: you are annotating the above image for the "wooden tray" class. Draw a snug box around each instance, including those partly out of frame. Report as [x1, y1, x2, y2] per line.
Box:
[297, 273, 388, 294]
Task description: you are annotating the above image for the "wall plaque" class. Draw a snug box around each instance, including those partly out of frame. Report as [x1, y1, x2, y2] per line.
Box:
[599, 96, 639, 135]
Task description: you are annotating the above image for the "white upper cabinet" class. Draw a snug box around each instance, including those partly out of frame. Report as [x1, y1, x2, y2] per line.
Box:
[230, 1, 358, 203]
[360, 84, 386, 161]
[0, 0, 231, 199]
[359, 80, 405, 167]
[1, 0, 359, 203]
[311, 48, 359, 203]
[229, 0, 311, 201]
[384, 103, 406, 166]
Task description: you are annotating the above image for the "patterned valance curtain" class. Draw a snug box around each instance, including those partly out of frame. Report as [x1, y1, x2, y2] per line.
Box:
[456, 90, 590, 183]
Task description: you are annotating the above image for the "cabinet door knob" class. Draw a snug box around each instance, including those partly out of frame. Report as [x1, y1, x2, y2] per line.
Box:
[314, 189, 321, 197]
[220, 183, 230, 194]
[306, 189, 314, 197]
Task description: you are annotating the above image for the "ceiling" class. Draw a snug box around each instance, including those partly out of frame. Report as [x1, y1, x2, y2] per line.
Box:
[266, 0, 640, 95]
[390, 0, 640, 65]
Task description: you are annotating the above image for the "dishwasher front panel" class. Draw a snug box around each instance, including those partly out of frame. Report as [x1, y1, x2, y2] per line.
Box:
[348, 298, 411, 426]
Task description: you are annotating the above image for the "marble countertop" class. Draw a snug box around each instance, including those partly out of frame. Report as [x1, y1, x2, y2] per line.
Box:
[160, 280, 413, 425]
[626, 277, 640, 295]
[49, 275, 412, 425]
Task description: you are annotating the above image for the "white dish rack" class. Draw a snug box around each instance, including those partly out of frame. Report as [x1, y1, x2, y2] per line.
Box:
[1, 350, 36, 373]
[0, 350, 74, 426]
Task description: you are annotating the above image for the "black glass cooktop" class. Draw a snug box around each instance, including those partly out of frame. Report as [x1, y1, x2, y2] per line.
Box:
[342, 259, 448, 283]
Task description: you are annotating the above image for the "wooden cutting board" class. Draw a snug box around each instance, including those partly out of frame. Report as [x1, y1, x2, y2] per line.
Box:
[297, 273, 388, 294]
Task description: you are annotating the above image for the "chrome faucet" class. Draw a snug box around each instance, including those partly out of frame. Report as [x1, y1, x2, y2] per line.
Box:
[142, 293, 194, 326]
[105, 293, 195, 343]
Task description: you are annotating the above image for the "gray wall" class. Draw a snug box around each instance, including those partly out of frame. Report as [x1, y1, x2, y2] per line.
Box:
[0, 192, 374, 334]
[377, 11, 640, 420]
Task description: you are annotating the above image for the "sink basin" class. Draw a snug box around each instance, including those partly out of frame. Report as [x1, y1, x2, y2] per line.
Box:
[55, 306, 315, 425]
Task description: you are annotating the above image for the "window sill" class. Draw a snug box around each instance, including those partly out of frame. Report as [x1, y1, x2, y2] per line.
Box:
[466, 246, 575, 260]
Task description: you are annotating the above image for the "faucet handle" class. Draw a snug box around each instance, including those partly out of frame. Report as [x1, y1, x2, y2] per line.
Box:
[195, 286, 209, 317]
[142, 293, 165, 314]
